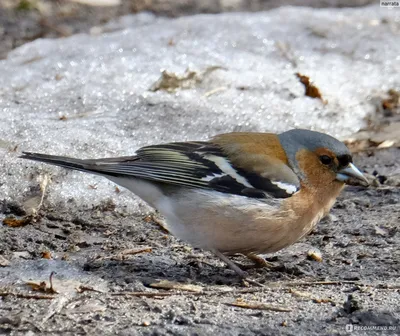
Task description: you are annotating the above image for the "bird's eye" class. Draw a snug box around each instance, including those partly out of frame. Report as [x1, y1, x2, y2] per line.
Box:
[320, 155, 333, 165]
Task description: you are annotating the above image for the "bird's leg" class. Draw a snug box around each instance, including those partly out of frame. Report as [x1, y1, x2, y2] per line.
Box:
[212, 249, 249, 278]
[212, 250, 264, 287]
[245, 253, 275, 269]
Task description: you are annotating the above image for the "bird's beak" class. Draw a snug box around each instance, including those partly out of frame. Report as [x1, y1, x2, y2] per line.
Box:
[336, 163, 369, 187]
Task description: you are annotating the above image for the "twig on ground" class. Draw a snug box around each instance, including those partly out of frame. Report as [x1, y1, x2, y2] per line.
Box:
[111, 291, 187, 298]
[226, 300, 292, 312]
[111, 280, 398, 298]
[203, 86, 228, 97]
[3, 280, 396, 302]
[0, 292, 55, 300]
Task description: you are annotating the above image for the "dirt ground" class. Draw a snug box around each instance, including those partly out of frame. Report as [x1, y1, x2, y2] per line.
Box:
[0, 148, 399, 335]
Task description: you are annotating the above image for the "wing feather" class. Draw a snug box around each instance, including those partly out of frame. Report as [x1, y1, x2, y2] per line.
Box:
[21, 136, 300, 200]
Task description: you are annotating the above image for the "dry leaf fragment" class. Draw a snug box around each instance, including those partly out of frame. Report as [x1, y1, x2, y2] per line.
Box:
[344, 88, 399, 153]
[227, 300, 292, 312]
[41, 251, 52, 259]
[26, 281, 48, 292]
[290, 289, 313, 299]
[307, 249, 323, 262]
[377, 140, 395, 149]
[381, 89, 400, 114]
[3, 216, 33, 227]
[149, 66, 225, 92]
[370, 123, 400, 148]
[289, 289, 334, 304]
[313, 298, 334, 303]
[26, 272, 58, 294]
[22, 174, 50, 220]
[296, 73, 325, 102]
[144, 214, 169, 233]
[150, 280, 203, 293]
[344, 122, 400, 153]
[343, 137, 371, 153]
[0, 255, 10, 267]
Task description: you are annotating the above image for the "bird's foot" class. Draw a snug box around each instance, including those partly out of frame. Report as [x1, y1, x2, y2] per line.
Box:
[245, 253, 276, 269]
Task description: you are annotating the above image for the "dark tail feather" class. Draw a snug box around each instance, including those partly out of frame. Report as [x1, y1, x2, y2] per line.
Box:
[20, 152, 98, 175]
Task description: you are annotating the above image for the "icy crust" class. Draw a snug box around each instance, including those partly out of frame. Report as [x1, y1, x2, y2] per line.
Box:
[0, 6, 399, 214]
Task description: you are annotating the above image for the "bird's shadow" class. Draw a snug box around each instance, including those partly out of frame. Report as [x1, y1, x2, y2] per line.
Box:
[84, 254, 245, 287]
[83, 252, 308, 289]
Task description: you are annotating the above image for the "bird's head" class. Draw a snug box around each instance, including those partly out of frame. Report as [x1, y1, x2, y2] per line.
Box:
[279, 129, 369, 187]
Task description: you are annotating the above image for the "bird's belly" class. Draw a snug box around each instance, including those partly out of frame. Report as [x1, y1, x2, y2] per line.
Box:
[155, 189, 304, 254]
[109, 178, 335, 255]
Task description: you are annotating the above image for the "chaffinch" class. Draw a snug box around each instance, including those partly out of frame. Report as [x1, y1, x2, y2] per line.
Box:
[20, 129, 368, 278]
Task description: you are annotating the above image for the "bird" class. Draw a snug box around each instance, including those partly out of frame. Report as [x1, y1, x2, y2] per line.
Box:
[20, 129, 369, 279]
